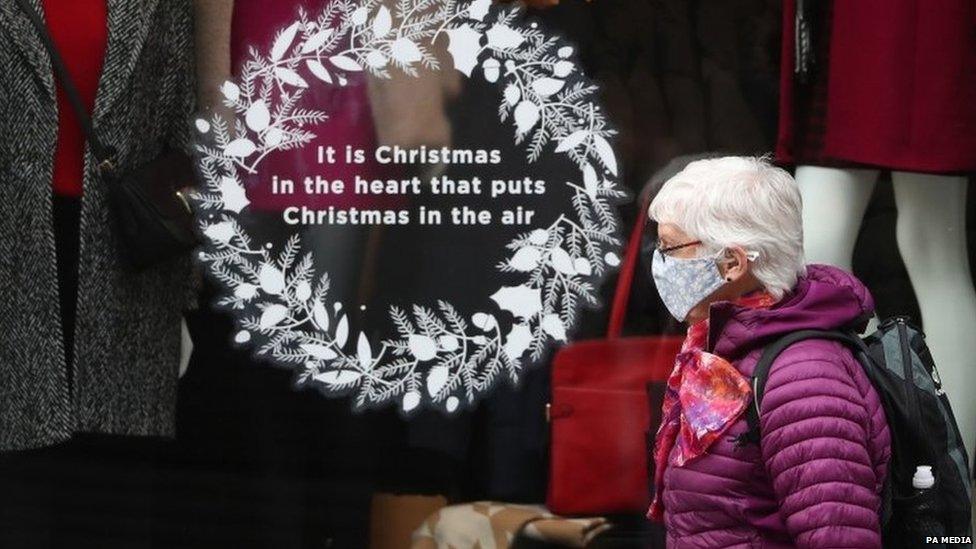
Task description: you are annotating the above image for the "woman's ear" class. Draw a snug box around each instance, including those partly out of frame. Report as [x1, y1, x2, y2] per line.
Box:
[719, 246, 751, 282]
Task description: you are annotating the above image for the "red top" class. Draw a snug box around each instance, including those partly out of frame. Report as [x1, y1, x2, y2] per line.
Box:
[776, 0, 976, 172]
[42, 0, 108, 197]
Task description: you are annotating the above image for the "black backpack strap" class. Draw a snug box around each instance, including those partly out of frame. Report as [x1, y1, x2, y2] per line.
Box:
[14, 0, 116, 169]
[735, 329, 864, 446]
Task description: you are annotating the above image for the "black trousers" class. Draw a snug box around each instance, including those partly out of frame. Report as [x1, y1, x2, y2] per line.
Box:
[53, 194, 80, 380]
[0, 195, 162, 548]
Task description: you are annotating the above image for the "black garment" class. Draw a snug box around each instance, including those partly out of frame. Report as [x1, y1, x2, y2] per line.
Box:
[53, 194, 80, 384]
[0, 435, 163, 548]
[170, 278, 379, 548]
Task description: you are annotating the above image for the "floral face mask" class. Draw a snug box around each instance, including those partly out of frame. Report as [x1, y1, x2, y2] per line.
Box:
[651, 247, 758, 321]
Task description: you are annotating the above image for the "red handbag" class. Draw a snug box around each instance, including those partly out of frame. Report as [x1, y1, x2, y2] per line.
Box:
[546, 203, 683, 516]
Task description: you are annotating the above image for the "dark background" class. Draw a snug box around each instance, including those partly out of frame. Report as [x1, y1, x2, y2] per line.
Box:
[0, 0, 972, 547]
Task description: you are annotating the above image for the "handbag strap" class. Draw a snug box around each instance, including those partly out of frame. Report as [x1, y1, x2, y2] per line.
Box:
[606, 197, 651, 338]
[15, 0, 116, 171]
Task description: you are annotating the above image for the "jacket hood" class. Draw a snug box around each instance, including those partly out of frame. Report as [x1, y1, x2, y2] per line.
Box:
[706, 264, 875, 359]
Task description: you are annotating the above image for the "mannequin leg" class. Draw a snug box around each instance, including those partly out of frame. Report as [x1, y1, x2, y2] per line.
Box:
[892, 172, 976, 456]
[795, 166, 880, 269]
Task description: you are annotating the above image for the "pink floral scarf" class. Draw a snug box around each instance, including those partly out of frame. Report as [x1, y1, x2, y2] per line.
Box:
[647, 291, 777, 521]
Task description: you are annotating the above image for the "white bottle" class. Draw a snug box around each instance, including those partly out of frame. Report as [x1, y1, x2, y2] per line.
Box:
[908, 465, 945, 542]
[912, 465, 936, 489]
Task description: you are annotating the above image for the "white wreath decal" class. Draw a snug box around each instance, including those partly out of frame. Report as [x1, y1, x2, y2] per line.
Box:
[193, 0, 625, 414]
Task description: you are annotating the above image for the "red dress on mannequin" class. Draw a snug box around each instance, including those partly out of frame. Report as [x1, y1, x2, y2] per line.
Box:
[41, 0, 107, 372]
[43, 0, 108, 196]
[776, 0, 976, 173]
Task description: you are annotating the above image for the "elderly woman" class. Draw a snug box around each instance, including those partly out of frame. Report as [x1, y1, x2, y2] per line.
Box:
[646, 156, 891, 548]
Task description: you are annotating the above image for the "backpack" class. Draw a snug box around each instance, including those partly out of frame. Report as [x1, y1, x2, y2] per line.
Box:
[738, 316, 973, 546]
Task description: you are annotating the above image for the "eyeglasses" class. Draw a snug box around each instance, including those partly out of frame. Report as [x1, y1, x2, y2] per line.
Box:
[653, 239, 702, 256]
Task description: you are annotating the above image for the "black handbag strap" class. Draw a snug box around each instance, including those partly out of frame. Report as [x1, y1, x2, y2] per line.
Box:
[15, 0, 116, 171]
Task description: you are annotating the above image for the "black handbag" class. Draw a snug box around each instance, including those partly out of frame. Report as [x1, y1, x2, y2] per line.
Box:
[17, 0, 199, 270]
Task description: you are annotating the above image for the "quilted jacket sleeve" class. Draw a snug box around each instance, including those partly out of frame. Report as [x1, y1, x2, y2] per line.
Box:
[759, 340, 886, 549]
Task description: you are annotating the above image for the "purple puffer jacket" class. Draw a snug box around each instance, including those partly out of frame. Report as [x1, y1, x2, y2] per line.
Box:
[660, 264, 891, 548]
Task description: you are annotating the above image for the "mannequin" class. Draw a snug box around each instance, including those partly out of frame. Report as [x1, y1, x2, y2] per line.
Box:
[778, 0, 976, 457]
[797, 166, 976, 455]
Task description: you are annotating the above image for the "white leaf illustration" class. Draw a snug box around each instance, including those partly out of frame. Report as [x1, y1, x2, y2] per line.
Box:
[445, 25, 482, 77]
[486, 24, 524, 49]
[274, 67, 308, 88]
[220, 81, 240, 102]
[372, 6, 392, 38]
[471, 312, 497, 331]
[301, 343, 338, 360]
[301, 28, 333, 53]
[503, 323, 532, 360]
[541, 314, 567, 341]
[574, 257, 592, 276]
[555, 130, 588, 153]
[218, 176, 250, 213]
[549, 247, 576, 275]
[192, 0, 626, 413]
[529, 228, 549, 245]
[306, 59, 333, 83]
[509, 246, 541, 271]
[482, 57, 500, 82]
[552, 60, 574, 77]
[357, 332, 373, 368]
[490, 285, 542, 319]
[295, 280, 311, 302]
[467, 0, 491, 21]
[234, 283, 258, 300]
[314, 370, 361, 385]
[335, 315, 349, 347]
[271, 22, 300, 61]
[366, 50, 388, 68]
[583, 162, 598, 198]
[402, 391, 421, 412]
[438, 335, 459, 351]
[258, 263, 286, 295]
[592, 134, 617, 175]
[204, 221, 235, 244]
[263, 128, 284, 147]
[408, 334, 438, 361]
[531, 77, 564, 97]
[330, 55, 363, 72]
[426, 365, 449, 396]
[260, 304, 289, 329]
[350, 7, 368, 26]
[513, 101, 540, 135]
[245, 100, 270, 132]
[391, 38, 422, 64]
[312, 299, 330, 331]
[224, 138, 256, 158]
[504, 83, 521, 106]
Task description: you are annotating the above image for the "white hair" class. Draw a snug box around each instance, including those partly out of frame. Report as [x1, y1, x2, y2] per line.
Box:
[647, 156, 806, 299]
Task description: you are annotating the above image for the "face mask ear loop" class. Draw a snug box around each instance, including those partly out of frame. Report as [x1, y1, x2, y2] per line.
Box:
[717, 249, 759, 282]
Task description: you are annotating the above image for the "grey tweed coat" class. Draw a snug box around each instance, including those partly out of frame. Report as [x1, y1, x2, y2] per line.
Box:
[0, 0, 196, 451]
